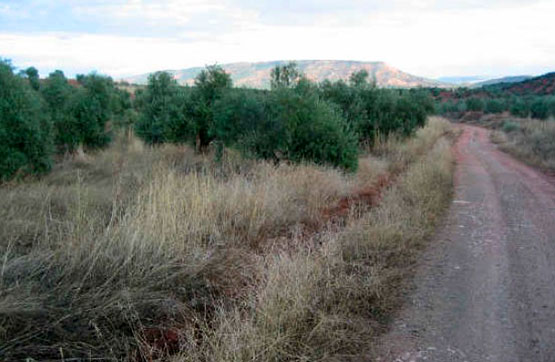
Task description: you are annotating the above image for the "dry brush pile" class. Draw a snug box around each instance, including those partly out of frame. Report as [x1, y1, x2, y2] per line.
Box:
[0, 118, 454, 361]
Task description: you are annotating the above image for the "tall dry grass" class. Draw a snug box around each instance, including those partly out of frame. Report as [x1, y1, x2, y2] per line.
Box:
[184, 121, 454, 361]
[0, 118, 454, 360]
[492, 119, 555, 172]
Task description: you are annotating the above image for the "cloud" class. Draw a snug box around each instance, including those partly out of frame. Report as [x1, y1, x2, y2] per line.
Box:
[0, 0, 553, 78]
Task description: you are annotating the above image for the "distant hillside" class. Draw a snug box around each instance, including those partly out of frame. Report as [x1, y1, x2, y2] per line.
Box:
[123, 60, 446, 89]
[474, 75, 532, 88]
[436, 76, 486, 85]
[483, 72, 555, 95]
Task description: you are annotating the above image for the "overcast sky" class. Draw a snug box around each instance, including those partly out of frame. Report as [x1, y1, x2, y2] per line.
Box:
[1, 0, 553, 79]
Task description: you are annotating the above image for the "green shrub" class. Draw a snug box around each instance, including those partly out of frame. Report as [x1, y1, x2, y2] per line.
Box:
[72, 73, 115, 149]
[111, 87, 134, 129]
[548, 97, 555, 119]
[502, 121, 520, 133]
[530, 97, 549, 120]
[465, 97, 485, 112]
[135, 72, 187, 144]
[190, 65, 233, 150]
[270, 61, 301, 89]
[319, 81, 433, 143]
[485, 98, 505, 114]
[289, 97, 359, 171]
[510, 98, 530, 118]
[41, 70, 79, 152]
[214, 86, 359, 171]
[213, 89, 267, 150]
[0, 59, 53, 180]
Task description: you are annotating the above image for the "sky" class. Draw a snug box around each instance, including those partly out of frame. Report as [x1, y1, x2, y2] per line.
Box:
[0, 0, 554, 79]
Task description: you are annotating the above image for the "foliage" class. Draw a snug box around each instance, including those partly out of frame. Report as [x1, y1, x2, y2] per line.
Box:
[510, 98, 530, 118]
[270, 61, 301, 89]
[214, 85, 359, 170]
[0, 59, 52, 180]
[319, 80, 433, 142]
[349, 69, 371, 87]
[41, 70, 79, 152]
[190, 65, 233, 149]
[431, 77, 555, 121]
[1, 59, 435, 178]
[485, 98, 505, 114]
[465, 97, 485, 112]
[135, 71, 187, 144]
[20, 66, 40, 91]
[502, 121, 520, 133]
[72, 73, 115, 149]
[111, 87, 135, 129]
[530, 97, 549, 120]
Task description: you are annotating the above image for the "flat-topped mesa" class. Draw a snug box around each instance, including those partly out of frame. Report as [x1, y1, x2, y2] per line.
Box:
[122, 60, 446, 89]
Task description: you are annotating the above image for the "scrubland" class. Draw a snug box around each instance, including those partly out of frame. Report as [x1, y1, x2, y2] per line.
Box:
[491, 119, 555, 172]
[0, 118, 454, 360]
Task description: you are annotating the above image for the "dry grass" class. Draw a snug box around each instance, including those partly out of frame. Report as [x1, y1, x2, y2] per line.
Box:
[491, 119, 555, 172]
[0, 118, 454, 360]
[185, 120, 454, 361]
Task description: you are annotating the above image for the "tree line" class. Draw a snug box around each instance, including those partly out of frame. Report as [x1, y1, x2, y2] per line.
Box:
[1, 59, 434, 180]
[134, 63, 433, 171]
[431, 87, 555, 120]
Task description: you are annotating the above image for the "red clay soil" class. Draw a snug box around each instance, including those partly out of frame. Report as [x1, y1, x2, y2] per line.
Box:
[322, 173, 394, 221]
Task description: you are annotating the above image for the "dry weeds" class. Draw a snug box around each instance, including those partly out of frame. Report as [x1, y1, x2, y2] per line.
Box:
[491, 119, 555, 172]
[0, 118, 454, 360]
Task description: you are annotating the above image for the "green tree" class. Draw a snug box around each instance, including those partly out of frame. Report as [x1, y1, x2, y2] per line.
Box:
[266, 87, 358, 170]
[349, 69, 370, 87]
[72, 73, 116, 149]
[270, 62, 301, 89]
[20, 66, 40, 91]
[213, 89, 266, 149]
[465, 97, 485, 112]
[509, 98, 530, 118]
[135, 71, 185, 144]
[111, 87, 135, 131]
[190, 65, 232, 151]
[0, 60, 52, 180]
[485, 98, 505, 114]
[41, 70, 79, 152]
[530, 97, 549, 120]
[547, 97, 555, 119]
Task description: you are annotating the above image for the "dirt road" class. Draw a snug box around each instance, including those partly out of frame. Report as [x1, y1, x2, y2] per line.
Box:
[377, 124, 555, 362]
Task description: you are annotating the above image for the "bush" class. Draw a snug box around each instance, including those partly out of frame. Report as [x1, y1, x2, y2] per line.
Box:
[214, 86, 359, 171]
[502, 121, 520, 133]
[465, 97, 485, 112]
[289, 97, 359, 171]
[320, 81, 433, 143]
[72, 73, 116, 149]
[485, 98, 505, 114]
[213, 89, 267, 150]
[0, 59, 53, 180]
[510, 98, 530, 118]
[530, 97, 549, 120]
[135, 72, 188, 144]
[41, 70, 79, 152]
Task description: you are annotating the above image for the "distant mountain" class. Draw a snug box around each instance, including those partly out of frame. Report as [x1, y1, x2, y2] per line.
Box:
[436, 76, 487, 85]
[482, 72, 555, 95]
[474, 75, 532, 88]
[123, 60, 447, 89]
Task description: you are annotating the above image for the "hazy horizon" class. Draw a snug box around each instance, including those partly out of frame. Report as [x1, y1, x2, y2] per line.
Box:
[1, 0, 554, 79]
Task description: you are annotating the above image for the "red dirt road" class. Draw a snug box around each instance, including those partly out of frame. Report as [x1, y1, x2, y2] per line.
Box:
[377, 124, 555, 361]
